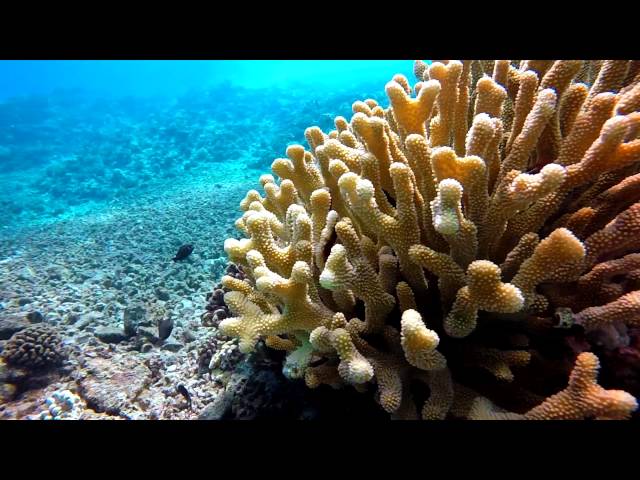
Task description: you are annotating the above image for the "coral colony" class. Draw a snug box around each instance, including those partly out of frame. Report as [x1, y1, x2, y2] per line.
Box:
[1, 60, 639, 421]
[219, 60, 640, 419]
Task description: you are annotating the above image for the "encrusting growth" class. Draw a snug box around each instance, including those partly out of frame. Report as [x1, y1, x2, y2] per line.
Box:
[219, 60, 640, 419]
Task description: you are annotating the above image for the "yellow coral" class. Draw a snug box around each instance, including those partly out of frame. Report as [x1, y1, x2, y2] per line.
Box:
[219, 59, 639, 420]
[445, 260, 524, 338]
[511, 228, 586, 307]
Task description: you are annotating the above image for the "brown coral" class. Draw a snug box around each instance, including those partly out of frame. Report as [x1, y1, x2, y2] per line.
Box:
[525, 352, 637, 420]
[2, 324, 66, 369]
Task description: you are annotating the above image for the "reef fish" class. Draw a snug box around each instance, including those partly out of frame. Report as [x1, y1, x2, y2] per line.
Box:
[177, 384, 192, 409]
[173, 244, 194, 262]
[158, 317, 173, 340]
[158, 317, 174, 340]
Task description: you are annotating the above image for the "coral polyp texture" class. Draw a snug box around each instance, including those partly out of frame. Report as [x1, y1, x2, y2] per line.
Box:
[219, 60, 640, 420]
[1, 324, 66, 370]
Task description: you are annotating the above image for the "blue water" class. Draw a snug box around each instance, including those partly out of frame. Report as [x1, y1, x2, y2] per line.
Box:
[0, 60, 415, 99]
[0, 60, 421, 233]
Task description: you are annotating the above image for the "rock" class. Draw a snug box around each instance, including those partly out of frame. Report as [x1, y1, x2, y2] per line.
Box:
[26, 311, 44, 323]
[0, 382, 17, 403]
[78, 353, 152, 416]
[81, 311, 104, 325]
[95, 326, 127, 344]
[76, 317, 92, 330]
[65, 313, 80, 324]
[18, 297, 33, 306]
[0, 359, 30, 383]
[0, 315, 30, 340]
[16, 266, 36, 282]
[137, 326, 159, 343]
[198, 391, 233, 420]
[183, 329, 196, 343]
[123, 303, 148, 337]
[155, 287, 170, 301]
[161, 337, 182, 352]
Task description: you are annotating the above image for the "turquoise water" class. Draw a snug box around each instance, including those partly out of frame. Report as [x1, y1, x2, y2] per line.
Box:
[0, 60, 415, 99]
[0, 59, 425, 419]
[0, 60, 420, 232]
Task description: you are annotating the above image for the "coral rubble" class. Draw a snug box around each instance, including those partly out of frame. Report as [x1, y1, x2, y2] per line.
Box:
[219, 60, 640, 419]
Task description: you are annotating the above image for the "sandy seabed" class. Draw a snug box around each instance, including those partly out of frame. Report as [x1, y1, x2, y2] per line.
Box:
[0, 166, 257, 419]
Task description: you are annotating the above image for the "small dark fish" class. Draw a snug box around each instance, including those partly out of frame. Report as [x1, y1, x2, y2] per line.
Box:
[173, 244, 194, 262]
[158, 317, 174, 340]
[177, 384, 192, 409]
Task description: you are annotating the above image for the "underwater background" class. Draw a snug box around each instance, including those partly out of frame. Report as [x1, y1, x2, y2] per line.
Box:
[0, 60, 419, 419]
[0, 60, 414, 234]
[2, 59, 639, 421]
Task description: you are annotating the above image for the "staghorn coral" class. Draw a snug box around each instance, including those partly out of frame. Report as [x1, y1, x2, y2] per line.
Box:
[218, 60, 640, 420]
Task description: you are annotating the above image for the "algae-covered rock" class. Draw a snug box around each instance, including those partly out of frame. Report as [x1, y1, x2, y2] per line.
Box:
[95, 326, 127, 344]
[0, 314, 29, 340]
[123, 302, 149, 337]
[78, 353, 152, 416]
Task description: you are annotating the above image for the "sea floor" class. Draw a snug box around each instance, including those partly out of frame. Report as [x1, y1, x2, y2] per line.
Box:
[0, 166, 258, 419]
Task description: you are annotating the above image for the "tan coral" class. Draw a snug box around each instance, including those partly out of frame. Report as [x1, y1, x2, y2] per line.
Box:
[480, 163, 566, 258]
[400, 309, 446, 371]
[319, 220, 396, 334]
[499, 88, 556, 176]
[409, 244, 466, 305]
[559, 83, 589, 136]
[474, 76, 507, 119]
[220, 256, 333, 353]
[463, 347, 531, 382]
[428, 61, 463, 146]
[584, 202, 640, 267]
[577, 253, 640, 297]
[430, 178, 478, 267]
[418, 368, 454, 420]
[219, 59, 640, 421]
[511, 228, 586, 307]
[573, 290, 640, 331]
[396, 281, 417, 312]
[499, 233, 540, 281]
[338, 164, 428, 294]
[524, 352, 638, 420]
[445, 260, 524, 338]
[329, 328, 374, 385]
[386, 77, 440, 138]
[305, 363, 343, 389]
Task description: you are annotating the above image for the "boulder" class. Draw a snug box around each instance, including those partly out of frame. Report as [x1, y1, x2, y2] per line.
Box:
[95, 326, 127, 344]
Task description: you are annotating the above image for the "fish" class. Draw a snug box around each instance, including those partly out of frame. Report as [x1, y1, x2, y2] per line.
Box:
[173, 244, 194, 262]
[158, 317, 174, 340]
[177, 384, 192, 409]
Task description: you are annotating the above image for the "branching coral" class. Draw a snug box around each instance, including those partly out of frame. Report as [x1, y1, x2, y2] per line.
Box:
[219, 60, 640, 419]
